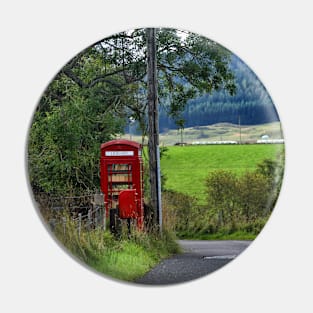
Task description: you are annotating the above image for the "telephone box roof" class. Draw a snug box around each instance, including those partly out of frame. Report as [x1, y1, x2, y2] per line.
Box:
[101, 139, 141, 150]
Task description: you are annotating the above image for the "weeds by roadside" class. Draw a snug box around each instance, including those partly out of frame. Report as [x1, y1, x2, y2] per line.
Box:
[51, 216, 180, 282]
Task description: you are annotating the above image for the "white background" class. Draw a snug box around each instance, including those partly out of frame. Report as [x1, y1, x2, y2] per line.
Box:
[1, 0, 312, 312]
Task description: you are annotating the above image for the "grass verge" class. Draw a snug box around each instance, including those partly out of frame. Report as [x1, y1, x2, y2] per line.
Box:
[53, 219, 180, 282]
[178, 230, 256, 240]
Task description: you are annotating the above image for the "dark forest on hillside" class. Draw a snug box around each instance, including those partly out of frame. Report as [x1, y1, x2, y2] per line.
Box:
[158, 56, 279, 132]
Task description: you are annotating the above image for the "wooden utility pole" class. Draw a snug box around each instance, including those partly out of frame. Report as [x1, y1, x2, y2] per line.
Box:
[146, 28, 162, 231]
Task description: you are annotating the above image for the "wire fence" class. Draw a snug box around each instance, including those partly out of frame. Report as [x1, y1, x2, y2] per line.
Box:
[34, 192, 106, 236]
[48, 205, 106, 237]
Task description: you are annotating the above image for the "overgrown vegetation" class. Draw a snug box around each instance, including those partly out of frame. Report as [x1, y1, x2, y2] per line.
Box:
[50, 216, 179, 282]
[162, 151, 284, 240]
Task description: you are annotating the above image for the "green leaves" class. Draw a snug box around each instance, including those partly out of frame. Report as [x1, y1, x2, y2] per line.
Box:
[29, 28, 238, 196]
[28, 71, 125, 195]
[156, 29, 236, 127]
[61, 28, 236, 130]
[205, 156, 283, 225]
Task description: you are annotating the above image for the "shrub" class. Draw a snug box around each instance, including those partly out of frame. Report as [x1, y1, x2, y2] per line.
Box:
[205, 170, 239, 225]
[237, 171, 270, 221]
[256, 157, 284, 210]
[162, 190, 198, 232]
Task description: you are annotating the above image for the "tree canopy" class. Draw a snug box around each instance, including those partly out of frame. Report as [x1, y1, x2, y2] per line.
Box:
[60, 28, 236, 129]
[28, 28, 237, 196]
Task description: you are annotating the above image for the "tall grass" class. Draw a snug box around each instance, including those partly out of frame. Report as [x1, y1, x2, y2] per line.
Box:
[52, 217, 180, 282]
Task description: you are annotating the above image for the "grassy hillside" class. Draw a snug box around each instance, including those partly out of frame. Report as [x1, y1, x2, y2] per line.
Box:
[161, 121, 283, 145]
[122, 121, 283, 146]
[161, 143, 284, 204]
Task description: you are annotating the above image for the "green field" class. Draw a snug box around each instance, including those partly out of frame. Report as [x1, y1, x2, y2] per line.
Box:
[161, 144, 284, 204]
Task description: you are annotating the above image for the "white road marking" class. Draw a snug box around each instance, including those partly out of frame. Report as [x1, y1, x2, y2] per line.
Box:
[203, 255, 237, 260]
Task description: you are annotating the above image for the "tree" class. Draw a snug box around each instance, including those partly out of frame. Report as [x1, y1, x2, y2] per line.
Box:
[29, 28, 237, 222]
[59, 28, 236, 130]
[28, 63, 126, 195]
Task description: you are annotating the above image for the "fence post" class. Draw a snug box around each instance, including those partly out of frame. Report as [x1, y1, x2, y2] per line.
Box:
[93, 193, 105, 231]
[62, 216, 66, 236]
[49, 218, 56, 232]
[88, 209, 91, 230]
[102, 207, 106, 231]
[94, 207, 98, 228]
[78, 213, 82, 238]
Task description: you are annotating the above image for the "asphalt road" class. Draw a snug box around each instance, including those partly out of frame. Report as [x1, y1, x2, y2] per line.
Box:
[135, 240, 252, 285]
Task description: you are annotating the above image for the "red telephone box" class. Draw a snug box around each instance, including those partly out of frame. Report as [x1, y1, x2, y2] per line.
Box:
[100, 139, 144, 230]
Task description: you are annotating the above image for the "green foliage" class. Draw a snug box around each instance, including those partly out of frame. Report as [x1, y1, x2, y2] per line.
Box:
[205, 170, 270, 225]
[28, 71, 125, 195]
[161, 150, 284, 240]
[52, 215, 179, 282]
[256, 152, 284, 210]
[236, 171, 270, 221]
[61, 28, 236, 130]
[203, 159, 282, 234]
[206, 170, 238, 225]
[162, 190, 198, 233]
[156, 29, 236, 126]
[161, 143, 284, 204]
[28, 28, 238, 197]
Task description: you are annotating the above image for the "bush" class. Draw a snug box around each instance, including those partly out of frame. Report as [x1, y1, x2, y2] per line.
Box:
[191, 157, 283, 238]
[162, 190, 198, 233]
[256, 157, 284, 210]
[237, 171, 270, 221]
[146, 156, 284, 240]
[205, 170, 239, 225]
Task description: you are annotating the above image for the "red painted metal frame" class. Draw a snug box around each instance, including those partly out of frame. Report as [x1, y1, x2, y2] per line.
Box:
[100, 140, 144, 229]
